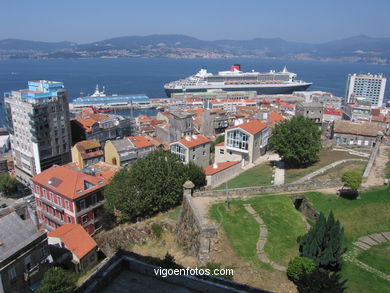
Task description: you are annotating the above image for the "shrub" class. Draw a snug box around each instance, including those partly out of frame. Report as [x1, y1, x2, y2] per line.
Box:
[151, 222, 163, 238]
[287, 256, 316, 284]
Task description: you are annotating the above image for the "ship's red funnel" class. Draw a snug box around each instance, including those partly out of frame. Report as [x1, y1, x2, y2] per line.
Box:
[230, 64, 241, 72]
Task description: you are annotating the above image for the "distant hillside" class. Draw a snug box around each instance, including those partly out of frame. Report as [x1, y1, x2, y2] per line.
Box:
[0, 34, 389, 63]
[0, 39, 75, 51]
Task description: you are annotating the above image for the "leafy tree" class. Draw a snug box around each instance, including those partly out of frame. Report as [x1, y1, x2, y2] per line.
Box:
[268, 116, 321, 167]
[104, 149, 189, 222]
[186, 162, 206, 189]
[214, 135, 225, 145]
[0, 173, 17, 196]
[297, 269, 347, 293]
[299, 212, 344, 272]
[341, 170, 362, 192]
[37, 267, 77, 293]
[287, 256, 316, 284]
[211, 135, 225, 153]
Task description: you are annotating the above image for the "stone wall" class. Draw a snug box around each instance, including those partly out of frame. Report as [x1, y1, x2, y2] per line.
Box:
[176, 182, 218, 265]
[194, 178, 342, 198]
[206, 161, 242, 188]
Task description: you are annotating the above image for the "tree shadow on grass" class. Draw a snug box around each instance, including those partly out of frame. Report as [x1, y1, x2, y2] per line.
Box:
[337, 188, 359, 200]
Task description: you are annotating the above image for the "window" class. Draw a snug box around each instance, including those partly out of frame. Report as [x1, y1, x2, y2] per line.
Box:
[43, 189, 47, 197]
[192, 155, 195, 160]
[219, 149, 225, 154]
[79, 200, 86, 211]
[65, 200, 70, 210]
[226, 129, 249, 151]
[203, 151, 205, 156]
[24, 255, 32, 271]
[49, 192, 53, 201]
[170, 144, 186, 162]
[82, 215, 88, 224]
[8, 266, 16, 280]
[91, 194, 97, 205]
[57, 195, 61, 206]
[67, 216, 71, 223]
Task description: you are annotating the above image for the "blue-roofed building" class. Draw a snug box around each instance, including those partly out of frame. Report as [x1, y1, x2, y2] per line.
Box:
[72, 94, 150, 109]
[4, 80, 72, 188]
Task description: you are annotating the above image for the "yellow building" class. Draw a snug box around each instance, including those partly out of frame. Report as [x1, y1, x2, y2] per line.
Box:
[104, 137, 153, 167]
[71, 139, 104, 169]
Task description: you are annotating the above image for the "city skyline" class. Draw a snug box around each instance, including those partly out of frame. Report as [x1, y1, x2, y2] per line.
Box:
[1, 0, 390, 44]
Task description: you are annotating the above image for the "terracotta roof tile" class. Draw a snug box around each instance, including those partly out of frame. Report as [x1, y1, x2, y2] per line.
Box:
[204, 161, 241, 176]
[172, 134, 211, 149]
[228, 119, 268, 135]
[32, 165, 107, 200]
[48, 224, 97, 259]
[269, 112, 284, 123]
[126, 136, 153, 149]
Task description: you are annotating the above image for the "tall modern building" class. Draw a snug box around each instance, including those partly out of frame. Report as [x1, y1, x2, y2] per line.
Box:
[345, 73, 387, 106]
[4, 80, 72, 188]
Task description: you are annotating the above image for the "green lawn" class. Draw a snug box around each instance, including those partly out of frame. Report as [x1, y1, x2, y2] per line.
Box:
[305, 188, 390, 293]
[214, 162, 273, 190]
[341, 262, 390, 293]
[315, 161, 367, 180]
[284, 149, 362, 183]
[357, 242, 390, 275]
[210, 195, 307, 267]
[305, 188, 390, 245]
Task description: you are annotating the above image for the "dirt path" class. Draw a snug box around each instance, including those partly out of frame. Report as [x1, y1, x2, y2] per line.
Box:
[363, 145, 390, 188]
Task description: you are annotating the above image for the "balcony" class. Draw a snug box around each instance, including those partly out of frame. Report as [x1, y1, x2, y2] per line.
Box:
[24, 263, 40, 282]
[38, 197, 64, 213]
[76, 200, 105, 217]
[39, 208, 66, 226]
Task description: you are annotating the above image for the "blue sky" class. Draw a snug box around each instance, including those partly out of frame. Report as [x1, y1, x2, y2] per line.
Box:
[1, 0, 390, 43]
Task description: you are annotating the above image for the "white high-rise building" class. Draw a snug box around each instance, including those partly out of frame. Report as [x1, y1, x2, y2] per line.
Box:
[4, 80, 72, 188]
[345, 73, 387, 106]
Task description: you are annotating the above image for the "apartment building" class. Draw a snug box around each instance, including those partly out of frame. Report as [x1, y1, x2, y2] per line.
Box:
[32, 165, 108, 235]
[345, 73, 387, 106]
[71, 139, 104, 169]
[4, 80, 72, 188]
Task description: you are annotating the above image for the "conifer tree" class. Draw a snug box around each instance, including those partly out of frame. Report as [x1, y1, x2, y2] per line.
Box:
[297, 269, 347, 293]
[299, 212, 344, 271]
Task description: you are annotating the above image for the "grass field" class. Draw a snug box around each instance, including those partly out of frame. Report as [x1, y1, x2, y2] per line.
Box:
[214, 162, 273, 190]
[306, 188, 390, 293]
[357, 242, 390, 275]
[284, 149, 362, 183]
[210, 195, 307, 267]
[314, 160, 367, 180]
[305, 188, 390, 245]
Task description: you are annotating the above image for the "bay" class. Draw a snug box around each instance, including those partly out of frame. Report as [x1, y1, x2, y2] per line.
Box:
[1, 58, 390, 126]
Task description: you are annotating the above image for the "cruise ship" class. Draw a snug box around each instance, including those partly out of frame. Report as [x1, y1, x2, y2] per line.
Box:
[164, 64, 312, 96]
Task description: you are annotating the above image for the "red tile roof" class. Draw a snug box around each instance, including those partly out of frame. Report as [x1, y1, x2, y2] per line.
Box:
[324, 108, 343, 116]
[126, 136, 153, 149]
[215, 142, 224, 146]
[174, 134, 211, 148]
[228, 120, 268, 135]
[204, 161, 241, 176]
[48, 224, 97, 259]
[269, 112, 284, 123]
[32, 165, 107, 200]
